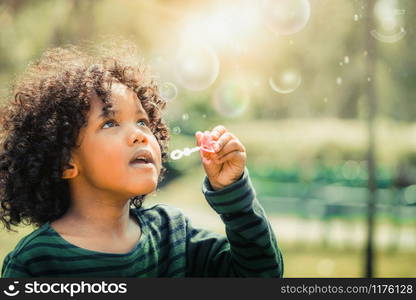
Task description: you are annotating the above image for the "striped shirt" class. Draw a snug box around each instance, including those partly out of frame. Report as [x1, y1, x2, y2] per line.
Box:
[1, 170, 284, 277]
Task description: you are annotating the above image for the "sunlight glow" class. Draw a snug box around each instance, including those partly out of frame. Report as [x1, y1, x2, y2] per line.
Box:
[179, 1, 261, 50]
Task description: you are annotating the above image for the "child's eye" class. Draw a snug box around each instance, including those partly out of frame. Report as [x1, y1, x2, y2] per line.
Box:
[137, 120, 149, 127]
[102, 120, 118, 129]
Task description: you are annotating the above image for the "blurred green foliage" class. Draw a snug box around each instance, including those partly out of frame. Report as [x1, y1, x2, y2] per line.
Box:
[1, 0, 416, 119]
[1, 0, 415, 195]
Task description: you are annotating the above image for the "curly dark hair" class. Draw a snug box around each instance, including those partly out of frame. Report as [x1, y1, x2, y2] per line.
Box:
[0, 43, 170, 231]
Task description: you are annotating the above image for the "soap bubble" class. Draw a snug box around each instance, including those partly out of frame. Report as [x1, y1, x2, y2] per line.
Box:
[371, 27, 406, 43]
[261, 0, 311, 35]
[371, 0, 406, 43]
[344, 56, 350, 64]
[174, 44, 220, 91]
[172, 126, 181, 135]
[213, 80, 250, 117]
[269, 69, 302, 94]
[159, 82, 177, 101]
[336, 77, 343, 85]
[353, 14, 359, 21]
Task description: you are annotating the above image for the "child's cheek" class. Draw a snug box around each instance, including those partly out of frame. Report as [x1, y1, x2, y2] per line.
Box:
[150, 135, 163, 167]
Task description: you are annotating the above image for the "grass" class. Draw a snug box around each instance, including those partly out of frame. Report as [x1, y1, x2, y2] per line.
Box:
[280, 243, 416, 277]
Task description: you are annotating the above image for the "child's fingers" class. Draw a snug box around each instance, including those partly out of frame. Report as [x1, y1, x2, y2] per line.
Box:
[201, 131, 214, 159]
[217, 150, 246, 164]
[214, 132, 236, 153]
[210, 125, 227, 140]
[215, 138, 245, 159]
[195, 131, 211, 161]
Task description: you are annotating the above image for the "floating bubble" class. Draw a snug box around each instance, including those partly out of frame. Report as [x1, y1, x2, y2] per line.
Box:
[181, 113, 189, 121]
[269, 69, 302, 94]
[353, 14, 359, 21]
[172, 126, 181, 135]
[336, 77, 343, 86]
[371, 0, 406, 43]
[202, 114, 207, 118]
[213, 80, 250, 117]
[323, 97, 328, 103]
[370, 27, 406, 43]
[159, 82, 177, 101]
[261, 0, 311, 35]
[367, 77, 372, 82]
[339, 62, 344, 67]
[174, 44, 220, 91]
[344, 56, 350, 64]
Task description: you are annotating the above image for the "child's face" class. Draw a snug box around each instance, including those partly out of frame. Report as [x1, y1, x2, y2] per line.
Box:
[70, 82, 162, 199]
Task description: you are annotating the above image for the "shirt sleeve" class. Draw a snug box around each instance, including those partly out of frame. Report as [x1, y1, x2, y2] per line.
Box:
[185, 168, 284, 277]
[1, 254, 32, 278]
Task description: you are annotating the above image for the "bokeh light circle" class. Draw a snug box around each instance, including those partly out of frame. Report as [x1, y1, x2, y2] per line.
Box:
[371, 0, 406, 43]
[269, 69, 302, 94]
[172, 126, 181, 135]
[262, 0, 311, 35]
[181, 113, 189, 121]
[213, 80, 250, 117]
[174, 44, 220, 91]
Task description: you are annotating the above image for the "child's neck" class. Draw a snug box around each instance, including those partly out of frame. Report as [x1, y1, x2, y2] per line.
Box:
[58, 178, 139, 237]
[50, 200, 142, 254]
[66, 204, 132, 235]
[53, 194, 137, 240]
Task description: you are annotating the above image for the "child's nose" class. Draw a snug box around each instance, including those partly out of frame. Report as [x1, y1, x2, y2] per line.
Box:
[127, 128, 148, 146]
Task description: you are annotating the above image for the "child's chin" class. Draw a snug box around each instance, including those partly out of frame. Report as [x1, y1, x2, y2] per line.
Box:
[135, 180, 158, 195]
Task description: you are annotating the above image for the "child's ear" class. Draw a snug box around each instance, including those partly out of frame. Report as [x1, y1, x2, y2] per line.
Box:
[61, 160, 79, 179]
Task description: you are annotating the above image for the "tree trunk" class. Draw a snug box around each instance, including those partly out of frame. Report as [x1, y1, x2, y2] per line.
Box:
[364, 0, 378, 278]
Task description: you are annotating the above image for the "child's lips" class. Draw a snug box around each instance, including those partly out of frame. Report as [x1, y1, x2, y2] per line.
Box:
[129, 148, 155, 166]
[129, 160, 155, 168]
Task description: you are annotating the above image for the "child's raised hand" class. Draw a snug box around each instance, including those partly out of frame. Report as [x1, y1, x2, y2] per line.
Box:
[195, 125, 246, 190]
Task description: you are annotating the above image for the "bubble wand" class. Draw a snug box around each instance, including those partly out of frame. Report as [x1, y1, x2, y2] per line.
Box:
[170, 133, 218, 160]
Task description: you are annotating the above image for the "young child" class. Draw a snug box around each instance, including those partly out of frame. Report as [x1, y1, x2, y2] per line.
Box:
[0, 44, 284, 277]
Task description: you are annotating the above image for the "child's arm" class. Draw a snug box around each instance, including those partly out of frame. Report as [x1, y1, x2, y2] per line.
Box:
[185, 126, 284, 277]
